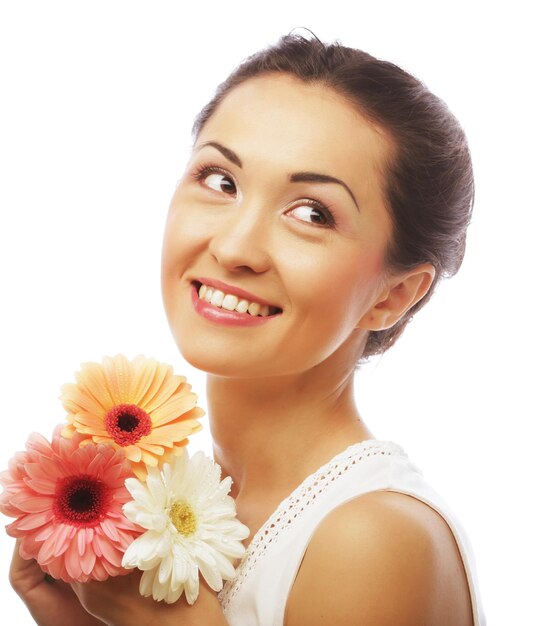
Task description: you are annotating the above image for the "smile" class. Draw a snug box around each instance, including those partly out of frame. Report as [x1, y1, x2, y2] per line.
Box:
[190, 280, 282, 327]
[192, 280, 282, 317]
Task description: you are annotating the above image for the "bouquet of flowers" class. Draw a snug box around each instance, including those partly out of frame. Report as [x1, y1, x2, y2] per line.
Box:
[0, 354, 249, 605]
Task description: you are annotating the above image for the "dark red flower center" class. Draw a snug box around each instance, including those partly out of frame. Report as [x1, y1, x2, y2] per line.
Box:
[104, 403, 152, 446]
[53, 475, 108, 526]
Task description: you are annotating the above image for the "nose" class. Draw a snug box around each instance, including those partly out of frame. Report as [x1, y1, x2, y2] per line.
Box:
[208, 202, 272, 274]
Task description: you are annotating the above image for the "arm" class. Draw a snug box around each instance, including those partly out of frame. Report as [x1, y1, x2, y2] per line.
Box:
[285, 491, 474, 626]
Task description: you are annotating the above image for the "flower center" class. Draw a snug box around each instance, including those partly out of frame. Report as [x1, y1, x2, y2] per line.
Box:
[104, 403, 152, 446]
[169, 501, 197, 536]
[53, 475, 108, 526]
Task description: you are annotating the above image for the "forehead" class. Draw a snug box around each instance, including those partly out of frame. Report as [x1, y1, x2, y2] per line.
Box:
[197, 73, 393, 198]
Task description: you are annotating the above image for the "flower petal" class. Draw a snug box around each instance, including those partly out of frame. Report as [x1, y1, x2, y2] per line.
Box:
[14, 509, 54, 530]
[73, 361, 115, 411]
[9, 493, 53, 514]
[139, 567, 156, 597]
[149, 394, 200, 428]
[183, 567, 200, 605]
[124, 445, 142, 463]
[101, 355, 133, 406]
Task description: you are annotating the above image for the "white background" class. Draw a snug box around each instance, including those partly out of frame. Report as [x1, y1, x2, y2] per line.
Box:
[1, 1, 548, 623]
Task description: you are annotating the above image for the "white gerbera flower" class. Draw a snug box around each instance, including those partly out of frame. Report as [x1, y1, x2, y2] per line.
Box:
[121, 449, 249, 604]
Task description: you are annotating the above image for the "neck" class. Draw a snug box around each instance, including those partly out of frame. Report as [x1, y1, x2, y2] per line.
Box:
[206, 343, 373, 503]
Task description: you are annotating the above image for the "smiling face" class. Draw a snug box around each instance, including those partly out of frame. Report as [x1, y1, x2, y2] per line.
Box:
[161, 73, 396, 378]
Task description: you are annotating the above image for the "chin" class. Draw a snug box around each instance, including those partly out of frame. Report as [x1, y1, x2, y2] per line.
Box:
[175, 341, 268, 379]
[177, 341, 331, 381]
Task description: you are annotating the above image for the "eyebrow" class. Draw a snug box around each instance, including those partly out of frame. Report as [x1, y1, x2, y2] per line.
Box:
[194, 140, 360, 211]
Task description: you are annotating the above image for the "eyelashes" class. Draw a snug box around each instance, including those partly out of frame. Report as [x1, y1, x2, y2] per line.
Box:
[288, 200, 337, 228]
[191, 163, 237, 195]
[189, 162, 337, 229]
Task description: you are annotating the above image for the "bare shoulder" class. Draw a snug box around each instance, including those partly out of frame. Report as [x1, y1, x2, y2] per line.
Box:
[285, 491, 474, 626]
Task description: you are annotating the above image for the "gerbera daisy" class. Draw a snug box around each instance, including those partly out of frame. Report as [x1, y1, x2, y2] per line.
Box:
[0, 425, 141, 582]
[122, 450, 249, 604]
[60, 354, 204, 480]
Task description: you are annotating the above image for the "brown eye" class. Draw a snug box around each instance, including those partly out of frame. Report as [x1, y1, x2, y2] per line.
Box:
[288, 199, 335, 228]
[203, 172, 237, 194]
[291, 204, 327, 224]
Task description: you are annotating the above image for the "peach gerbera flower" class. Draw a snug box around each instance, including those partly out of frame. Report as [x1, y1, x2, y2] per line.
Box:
[60, 355, 203, 480]
[0, 426, 141, 582]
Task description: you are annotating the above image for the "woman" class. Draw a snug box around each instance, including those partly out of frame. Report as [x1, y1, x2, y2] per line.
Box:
[9, 32, 485, 625]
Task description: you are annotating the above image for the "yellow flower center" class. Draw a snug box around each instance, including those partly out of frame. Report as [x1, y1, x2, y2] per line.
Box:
[169, 501, 197, 536]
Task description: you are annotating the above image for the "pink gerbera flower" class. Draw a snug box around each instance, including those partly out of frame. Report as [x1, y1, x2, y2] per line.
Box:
[0, 426, 142, 582]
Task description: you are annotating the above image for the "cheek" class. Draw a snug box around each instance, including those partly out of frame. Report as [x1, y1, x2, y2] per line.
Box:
[303, 248, 385, 322]
[278, 249, 386, 369]
[161, 199, 207, 273]
[160, 213, 180, 308]
[160, 205, 198, 314]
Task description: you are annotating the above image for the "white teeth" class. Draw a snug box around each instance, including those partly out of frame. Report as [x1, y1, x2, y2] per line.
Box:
[235, 299, 249, 313]
[211, 290, 224, 307]
[248, 302, 261, 316]
[221, 294, 238, 311]
[197, 283, 277, 317]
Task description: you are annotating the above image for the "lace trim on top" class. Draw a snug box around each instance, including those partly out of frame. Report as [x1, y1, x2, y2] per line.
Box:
[219, 439, 405, 611]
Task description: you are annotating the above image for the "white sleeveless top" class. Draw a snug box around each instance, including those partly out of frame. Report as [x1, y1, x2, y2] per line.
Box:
[219, 439, 485, 625]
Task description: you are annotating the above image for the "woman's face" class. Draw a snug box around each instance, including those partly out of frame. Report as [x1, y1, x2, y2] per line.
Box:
[161, 73, 395, 378]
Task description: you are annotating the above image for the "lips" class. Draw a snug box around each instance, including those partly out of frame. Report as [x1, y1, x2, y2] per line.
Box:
[191, 278, 282, 327]
[193, 278, 282, 317]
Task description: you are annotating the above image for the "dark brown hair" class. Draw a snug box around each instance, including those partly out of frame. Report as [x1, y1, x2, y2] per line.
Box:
[191, 31, 474, 362]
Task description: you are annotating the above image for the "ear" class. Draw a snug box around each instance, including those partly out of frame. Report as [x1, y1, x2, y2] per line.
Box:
[357, 263, 436, 331]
